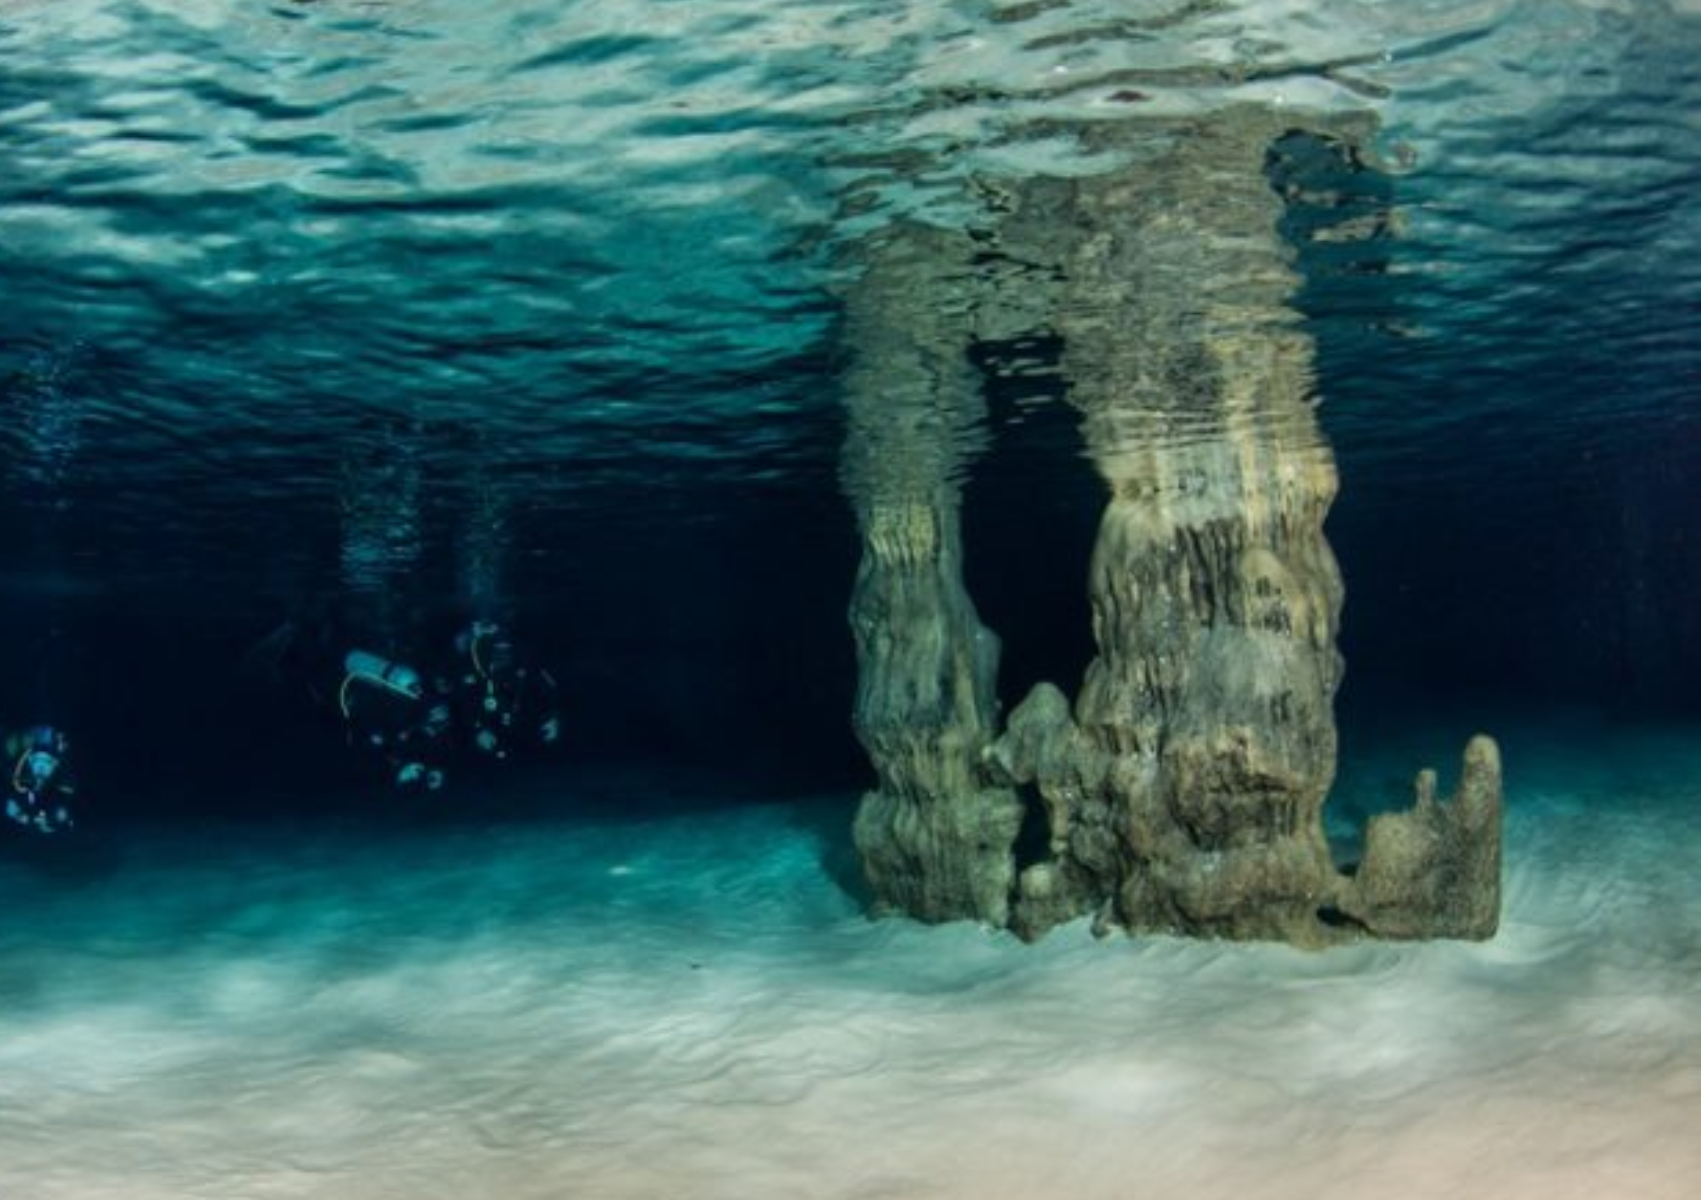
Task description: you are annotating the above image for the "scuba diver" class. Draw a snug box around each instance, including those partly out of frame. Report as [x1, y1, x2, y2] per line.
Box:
[245, 614, 563, 791]
[337, 648, 452, 791]
[4, 342, 84, 834]
[4, 724, 76, 834]
[451, 619, 561, 762]
[243, 616, 457, 793]
[327, 421, 448, 791]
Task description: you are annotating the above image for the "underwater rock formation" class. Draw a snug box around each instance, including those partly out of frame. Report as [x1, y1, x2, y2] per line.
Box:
[840, 224, 1023, 926]
[1335, 736, 1504, 939]
[989, 112, 1348, 944]
[840, 110, 1502, 946]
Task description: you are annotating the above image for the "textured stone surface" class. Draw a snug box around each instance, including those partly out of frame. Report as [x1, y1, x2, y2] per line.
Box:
[840, 224, 1023, 926]
[1336, 736, 1504, 939]
[840, 114, 1502, 945]
[983, 112, 1347, 944]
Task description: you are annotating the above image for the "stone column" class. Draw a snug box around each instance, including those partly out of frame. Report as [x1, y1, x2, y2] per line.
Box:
[843, 114, 1502, 946]
[984, 111, 1501, 944]
[840, 223, 1023, 926]
[981, 113, 1340, 942]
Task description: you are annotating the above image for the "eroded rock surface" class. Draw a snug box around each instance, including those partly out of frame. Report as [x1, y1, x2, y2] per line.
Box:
[841, 224, 1022, 926]
[1335, 736, 1504, 939]
[840, 113, 1502, 945]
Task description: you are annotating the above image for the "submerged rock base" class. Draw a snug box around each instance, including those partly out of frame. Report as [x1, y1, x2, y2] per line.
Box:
[840, 109, 1502, 946]
[1333, 736, 1504, 940]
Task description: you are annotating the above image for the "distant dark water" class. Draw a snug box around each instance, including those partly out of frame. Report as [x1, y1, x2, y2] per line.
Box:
[1, 0, 1697, 818]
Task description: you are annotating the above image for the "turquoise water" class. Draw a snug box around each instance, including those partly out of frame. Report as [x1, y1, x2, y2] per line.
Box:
[1, 3, 1699, 1194]
[1, 0, 1694, 790]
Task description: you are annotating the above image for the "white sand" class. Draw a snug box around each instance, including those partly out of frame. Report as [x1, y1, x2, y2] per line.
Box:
[2, 720, 1698, 1200]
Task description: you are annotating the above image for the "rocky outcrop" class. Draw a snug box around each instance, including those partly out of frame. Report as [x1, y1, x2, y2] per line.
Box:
[839, 112, 1502, 945]
[1333, 736, 1504, 939]
[981, 112, 1348, 944]
[841, 224, 1023, 926]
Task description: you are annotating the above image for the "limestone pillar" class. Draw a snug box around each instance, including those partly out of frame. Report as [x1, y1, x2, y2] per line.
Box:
[978, 113, 1339, 941]
[984, 112, 1501, 944]
[840, 223, 1022, 926]
[842, 115, 1502, 945]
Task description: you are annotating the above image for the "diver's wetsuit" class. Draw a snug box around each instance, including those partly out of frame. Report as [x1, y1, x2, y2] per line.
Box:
[452, 621, 562, 762]
[338, 652, 452, 791]
[4, 726, 76, 834]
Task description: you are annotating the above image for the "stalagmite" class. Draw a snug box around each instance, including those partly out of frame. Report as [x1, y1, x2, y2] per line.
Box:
[967, 113, 1346, 943]
[840, 111, 1502, 946]
[1335, 736, 1504, 939]
[840, 223, 1023, 926]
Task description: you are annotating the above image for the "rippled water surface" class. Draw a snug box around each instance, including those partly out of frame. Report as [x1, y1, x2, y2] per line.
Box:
[1, 0, 1697, 772]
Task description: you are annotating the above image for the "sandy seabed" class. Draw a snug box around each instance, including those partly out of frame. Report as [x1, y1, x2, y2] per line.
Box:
[2, 716, 1698, 1200]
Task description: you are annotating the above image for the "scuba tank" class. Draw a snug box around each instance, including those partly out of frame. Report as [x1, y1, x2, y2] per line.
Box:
[6, 726, 74, 833]
[9, 726, 66, 789]
[340, 649, 424, 716]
